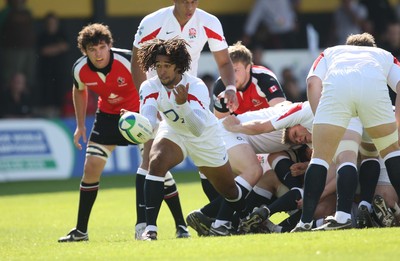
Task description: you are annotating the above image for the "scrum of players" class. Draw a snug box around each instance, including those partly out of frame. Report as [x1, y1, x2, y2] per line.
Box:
[59, 1, 400, 242]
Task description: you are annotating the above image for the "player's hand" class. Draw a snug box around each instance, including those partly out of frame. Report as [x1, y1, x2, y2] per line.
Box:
[120, 108, 128, 116]
[73, 127, 87, 150]
[173, 83, 189, 105]
[290, 162, 308, 176]
[224, 89, 239, 112]
[222, 115, 240, 132]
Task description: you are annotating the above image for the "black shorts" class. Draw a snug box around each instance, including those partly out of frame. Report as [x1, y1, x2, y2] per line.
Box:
[89, 110, 137, 146]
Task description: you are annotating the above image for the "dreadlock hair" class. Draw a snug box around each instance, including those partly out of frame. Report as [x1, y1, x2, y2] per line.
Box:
[77, 23, 113, 55]
[137, 38, 191, 74]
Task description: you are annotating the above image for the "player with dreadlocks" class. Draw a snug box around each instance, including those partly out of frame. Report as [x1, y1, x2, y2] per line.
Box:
[130, 38, 247, 240]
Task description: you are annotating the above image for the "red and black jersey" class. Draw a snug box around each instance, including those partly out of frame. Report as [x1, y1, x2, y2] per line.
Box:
[72, 48, 140, 114]
[213, 65, 285, 114]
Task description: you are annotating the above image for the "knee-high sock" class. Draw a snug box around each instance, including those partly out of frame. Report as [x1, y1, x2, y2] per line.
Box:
[279, 210, 302, 232]
[201, 177, 220, 202]
[144, 175, 165, 228]
[76, 181, 99, 233]
[164, 182, 186, 227]
[224, 176, 251, 219]
[268, 188, 302, 215]
[301, 160, 328, 223]
[336, 163, 358, 214]
[384, 153, 400, 198]
[135, 169, 147, 225]
[200, 196, 223, 218]
[358, 159, 380, 204]
[273, 157, 303, 189]
[243, 186, 274, 214]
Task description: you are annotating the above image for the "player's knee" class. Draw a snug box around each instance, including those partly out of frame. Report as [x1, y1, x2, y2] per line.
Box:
[86, 144, 111, 162]
[334, 140, 359, 164]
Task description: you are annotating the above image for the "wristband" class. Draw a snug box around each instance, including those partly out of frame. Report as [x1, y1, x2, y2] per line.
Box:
[225, 85, 237, 93]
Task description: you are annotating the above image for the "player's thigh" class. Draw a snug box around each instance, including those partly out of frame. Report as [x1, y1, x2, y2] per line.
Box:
[312, 123, 347, 163]
[228, 143, 262, 185]
[149, 137, 184, 176]
[199, 163, 238, 199]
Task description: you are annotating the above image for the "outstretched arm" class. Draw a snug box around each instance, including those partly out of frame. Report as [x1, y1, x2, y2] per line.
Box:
[222, 115, 276, 135]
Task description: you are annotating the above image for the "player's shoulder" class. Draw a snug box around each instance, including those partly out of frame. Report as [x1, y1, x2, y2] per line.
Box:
[141, 6, 172, 23]
[112, 47, 132, 61]
[251, 65, 278, 79]
[195, 8, 221, 24]
[72, 55, 88, 72]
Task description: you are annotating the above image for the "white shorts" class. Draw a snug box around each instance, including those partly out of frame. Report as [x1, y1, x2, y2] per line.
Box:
[222, 131, 249, 150]
[155, 121, 228, 167]
[314, 73, 395, 129]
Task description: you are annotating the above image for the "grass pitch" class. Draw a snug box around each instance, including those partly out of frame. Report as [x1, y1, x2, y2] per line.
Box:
[0, 172, 399, 260]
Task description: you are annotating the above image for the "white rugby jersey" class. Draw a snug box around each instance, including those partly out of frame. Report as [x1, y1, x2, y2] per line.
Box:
[233, 104, 292, 154]
[133, 6, 228, 76]
[270, 101, 313, 133]
[140, 72, 217, 137]
[227, 102, 313, 153]
[307, 45, 400, 92]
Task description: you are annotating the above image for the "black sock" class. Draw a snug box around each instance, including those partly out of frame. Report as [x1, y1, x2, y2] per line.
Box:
[274, 158, 303, 188]
[144, 177, 164, 227]
[76, 181, 99, 233]
[243, 189, 273, 215]
[336, 164, 358, 214]
[225, 180, 249, 218]
[216, 200, 235, 224]
[279, 210, 302, 232]
[268, 189, 302, 215]
[200, 196, 223, 218]
[385, 155, 400, 198]
[164, 183, 186, 227]
[301, 163, 327, 223]
[359, 159, 380, 203]
[201, 178, 220, 202]
[135, 174, 146, 224]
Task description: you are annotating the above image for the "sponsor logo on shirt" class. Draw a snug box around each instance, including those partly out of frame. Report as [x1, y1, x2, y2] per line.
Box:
[268, 85, 279, 93]
[252, 99, 263, 107]
[189, 28, 197, 39]
[117, 77, 127, 87]
[108, 93, 123, 104]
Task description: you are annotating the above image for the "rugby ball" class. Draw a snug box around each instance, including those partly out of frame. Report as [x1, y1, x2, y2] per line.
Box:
[118, 111, 153, 144]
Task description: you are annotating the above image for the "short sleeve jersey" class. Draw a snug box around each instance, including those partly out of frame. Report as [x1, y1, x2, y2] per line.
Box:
[140, 73, 217, 137]
[133, 6, 228, 77]
[307, 45, 400, 92]
[72, 48, 140, 114]
[213, 65, 285, 114]
[270, 101, 314, 133]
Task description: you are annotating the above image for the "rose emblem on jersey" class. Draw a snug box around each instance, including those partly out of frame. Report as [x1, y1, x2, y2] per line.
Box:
[189, 28, 197, 39]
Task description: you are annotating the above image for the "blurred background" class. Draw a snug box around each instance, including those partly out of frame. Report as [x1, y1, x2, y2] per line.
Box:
[1, 0, 399, 182]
